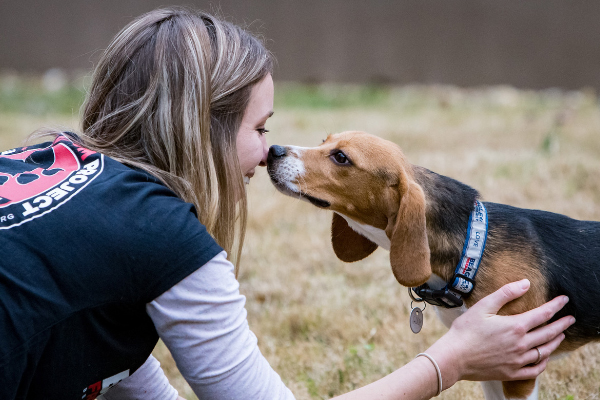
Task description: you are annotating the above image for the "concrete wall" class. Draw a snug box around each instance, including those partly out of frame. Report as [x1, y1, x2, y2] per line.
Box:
[1, 1, 599, 89]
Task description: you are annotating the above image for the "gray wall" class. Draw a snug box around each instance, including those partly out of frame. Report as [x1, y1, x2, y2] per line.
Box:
[1, 1, 599, 90]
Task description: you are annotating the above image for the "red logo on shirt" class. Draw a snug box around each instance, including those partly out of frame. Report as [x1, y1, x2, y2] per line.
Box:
[0, 136, 103, 229]
[0, 140, 80, 207]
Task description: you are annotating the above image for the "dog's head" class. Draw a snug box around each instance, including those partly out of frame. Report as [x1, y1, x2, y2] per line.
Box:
[267, 131, 430, 287]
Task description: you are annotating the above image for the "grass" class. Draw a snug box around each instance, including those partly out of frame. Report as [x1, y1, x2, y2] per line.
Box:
[2, 75, 600, 399]
[0, 73, 86, 116]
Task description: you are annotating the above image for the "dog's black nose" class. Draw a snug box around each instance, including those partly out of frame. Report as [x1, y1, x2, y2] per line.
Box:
[268, 145, 287, 162]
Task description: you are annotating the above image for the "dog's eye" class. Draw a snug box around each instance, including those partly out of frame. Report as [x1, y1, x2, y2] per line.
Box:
[331, 150, 351, 165]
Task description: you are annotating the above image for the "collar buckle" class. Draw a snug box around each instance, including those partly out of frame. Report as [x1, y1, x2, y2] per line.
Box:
[411, 284, 464, 308]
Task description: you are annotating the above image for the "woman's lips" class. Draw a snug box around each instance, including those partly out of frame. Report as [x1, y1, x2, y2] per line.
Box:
[244, 170, 255, 185]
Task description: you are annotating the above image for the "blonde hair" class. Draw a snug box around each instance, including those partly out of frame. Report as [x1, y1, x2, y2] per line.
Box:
[79, 8, 273, 272]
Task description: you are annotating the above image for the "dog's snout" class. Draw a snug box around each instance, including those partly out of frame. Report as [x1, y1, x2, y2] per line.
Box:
[268, 145, 287, 163]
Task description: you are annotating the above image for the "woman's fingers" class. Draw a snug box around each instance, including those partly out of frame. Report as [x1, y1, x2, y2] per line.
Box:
[474, 279, 531, 315]
[520, 332, 562, 366]
[494, 328, 566, 381]
[511, 357, 549, 381]
[512, 332, 564, 380]
[520, 295, 570, 331]
[524, 315, 575, 349]
[535, 332, 565, 363]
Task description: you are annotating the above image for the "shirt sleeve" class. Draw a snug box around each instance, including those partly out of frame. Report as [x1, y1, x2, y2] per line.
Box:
[146, 251, 295, 400]
[98, 355, 179, 400]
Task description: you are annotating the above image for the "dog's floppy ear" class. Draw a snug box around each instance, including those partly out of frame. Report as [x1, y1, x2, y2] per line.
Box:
[331, 212, 378, 262]
[387, 181, 431, 287]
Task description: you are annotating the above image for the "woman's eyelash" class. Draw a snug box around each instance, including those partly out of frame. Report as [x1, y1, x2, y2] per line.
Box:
[257, 128, 269, 135]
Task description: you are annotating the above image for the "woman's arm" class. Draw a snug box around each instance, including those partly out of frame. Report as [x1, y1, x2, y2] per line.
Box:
[147, 251, 295, 400]
[140, 253, 570, 400]
[333, 279, 574, 400]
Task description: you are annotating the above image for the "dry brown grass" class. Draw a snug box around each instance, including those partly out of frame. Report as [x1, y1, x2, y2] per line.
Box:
[2, 83, 600, 399]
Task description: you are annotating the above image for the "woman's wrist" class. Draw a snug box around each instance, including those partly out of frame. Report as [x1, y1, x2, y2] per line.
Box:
[423, 336, 463, 392]
[332, 350, 449, 400]
[414, 353, 442, 396]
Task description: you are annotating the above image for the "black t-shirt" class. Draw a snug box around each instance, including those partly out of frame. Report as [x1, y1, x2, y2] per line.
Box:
[0, 135, 223, 399]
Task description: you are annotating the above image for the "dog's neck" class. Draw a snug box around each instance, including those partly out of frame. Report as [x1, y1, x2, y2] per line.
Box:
[412, 166, 480, 282]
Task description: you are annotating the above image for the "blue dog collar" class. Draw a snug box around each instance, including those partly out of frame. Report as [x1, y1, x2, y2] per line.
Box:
[450, 200, 488, 294]
[410, 200, 488, 308]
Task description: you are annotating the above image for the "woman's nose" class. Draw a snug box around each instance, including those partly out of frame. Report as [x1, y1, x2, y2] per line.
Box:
[258, 140, 269, 167]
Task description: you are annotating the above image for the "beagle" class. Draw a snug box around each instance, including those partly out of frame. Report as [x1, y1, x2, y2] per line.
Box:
[266, 131, 600, 400]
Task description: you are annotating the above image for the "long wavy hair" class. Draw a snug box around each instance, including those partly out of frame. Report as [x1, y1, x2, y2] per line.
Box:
[74, 8, 272, 273]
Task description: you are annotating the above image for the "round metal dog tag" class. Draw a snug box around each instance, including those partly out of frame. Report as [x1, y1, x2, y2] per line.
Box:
[410, 307, 424, 334]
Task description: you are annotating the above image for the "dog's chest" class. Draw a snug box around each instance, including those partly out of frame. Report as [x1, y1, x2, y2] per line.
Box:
[339, 214, 391, 250]
[433, 304, 467, 328]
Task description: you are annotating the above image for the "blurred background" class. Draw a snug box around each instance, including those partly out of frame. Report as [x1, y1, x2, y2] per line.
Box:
[2, 1, 600, 399]
[2, 0, 600, 88]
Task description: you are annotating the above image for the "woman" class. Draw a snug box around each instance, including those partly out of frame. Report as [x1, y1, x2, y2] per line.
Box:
[0, 8, 573, 400]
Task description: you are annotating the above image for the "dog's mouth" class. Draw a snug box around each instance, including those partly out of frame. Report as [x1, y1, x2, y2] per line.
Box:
[268, 171, 331, 209]
[302, 192, 331, 208]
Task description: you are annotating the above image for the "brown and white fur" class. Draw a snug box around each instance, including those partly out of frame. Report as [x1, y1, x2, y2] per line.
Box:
[266, 131, 600, 400]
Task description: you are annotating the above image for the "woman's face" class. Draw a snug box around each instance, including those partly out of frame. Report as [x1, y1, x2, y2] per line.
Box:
[237, 74, 274, 184]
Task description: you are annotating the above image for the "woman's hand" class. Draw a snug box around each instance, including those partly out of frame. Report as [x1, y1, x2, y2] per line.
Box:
[426, 279, 575, 389]
[333, 279, 574, 400]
